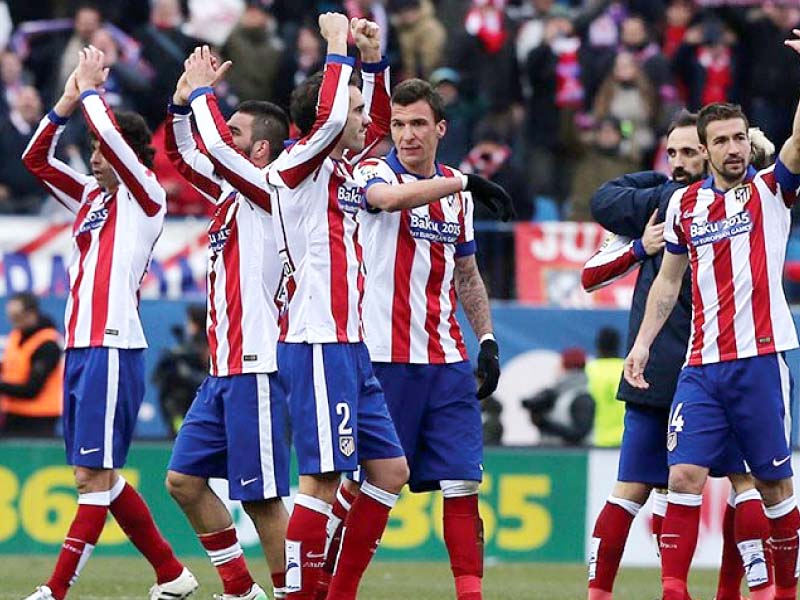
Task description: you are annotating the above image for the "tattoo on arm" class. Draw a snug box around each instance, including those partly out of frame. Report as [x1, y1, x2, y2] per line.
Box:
[455, 255, 493, 338]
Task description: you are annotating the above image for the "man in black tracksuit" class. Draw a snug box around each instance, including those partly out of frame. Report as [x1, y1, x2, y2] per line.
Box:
[584, 111, 758, 599]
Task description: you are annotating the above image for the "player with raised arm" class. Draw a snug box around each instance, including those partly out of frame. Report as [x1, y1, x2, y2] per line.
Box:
[583, 112, 772, 600]
[268, 13, 512, 600]
[163, 46, 292, 600]
[625, 31, 800, 600]
[20, 46, 195, 600]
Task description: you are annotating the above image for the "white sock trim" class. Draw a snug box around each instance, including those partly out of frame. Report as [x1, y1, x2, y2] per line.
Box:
[361, 481, 398, 509]
[440, 479, 480, 499]
[765, 496, 797, 520]
[335, 488, 353, 512]
[607, 495, 642, 517]
[294, 494, 332, 516]
[652, 491, 668, 517]
[734, 488, 762, 506]
[78, 490, 111, 506]
[109, 475, 126, 502]
[668, 491, 703, 507]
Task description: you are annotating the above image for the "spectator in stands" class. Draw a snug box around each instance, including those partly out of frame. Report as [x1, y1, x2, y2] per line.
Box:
[273, 21, 324, 111]
[662, 0, 695, 59]
[0, 51, 33, 117]
[343, 0, 391, 55]
[593, 51, 657, 161]
[0, 292, 63, 438]
[430, 67, 478, 167]
[390, 0, 446, 80]
[152, 304, 208, 438]
[135, 0, 202, 127]
[568, 117, 639, 222]
[736, 2, 800, 147]
[673, 17, 737, 111]
[0, 86, 47, 213]
[461, 113, 531, 221]
[619, 14, 673, 97]
[55, 3, 102, 100]
[522, 347, 594, 446]
[587, 327, 625, 447]
[89, 28, 151, 111]
[223, 1, 284, 103]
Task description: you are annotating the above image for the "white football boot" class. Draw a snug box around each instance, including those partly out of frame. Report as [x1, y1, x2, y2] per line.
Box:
[212, 583, 268, 600]
[148, 568, 199, 600]
[22, 586, 55, 600]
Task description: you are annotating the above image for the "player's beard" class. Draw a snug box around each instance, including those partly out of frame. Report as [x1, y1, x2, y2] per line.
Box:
[711, 155, 748, 186]
[672, 167, 705, 185]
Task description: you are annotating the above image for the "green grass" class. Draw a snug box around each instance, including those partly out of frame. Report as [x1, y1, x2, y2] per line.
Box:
[2, 556, 729, 599]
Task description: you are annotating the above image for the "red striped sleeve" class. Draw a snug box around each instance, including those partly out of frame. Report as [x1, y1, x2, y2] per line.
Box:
[164, 110, 223, 201]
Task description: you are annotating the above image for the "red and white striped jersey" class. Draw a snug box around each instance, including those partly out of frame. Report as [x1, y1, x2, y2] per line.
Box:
[165, 89, 279, 376]
[664, 162, 800, 366]
[353, 151, 475, 363]
[268, 54, 390, 344]
[582, 233, 646, 293]
[22, 92, 165, 349]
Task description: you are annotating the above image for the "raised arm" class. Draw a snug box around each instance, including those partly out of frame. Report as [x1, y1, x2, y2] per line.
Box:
[352, 18, 390, 158]
[271, 13, 351, 189]
[774, 30, 800, 205]
[21, 72, 92, 214]
[76, 47, 164, 217]
[183, 46, 272, 211]
[590, 172, 671, 237]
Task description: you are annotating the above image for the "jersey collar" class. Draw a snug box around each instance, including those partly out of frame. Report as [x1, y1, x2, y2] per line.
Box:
[701, 165, 757, 193]
[386, 148, 444, 178]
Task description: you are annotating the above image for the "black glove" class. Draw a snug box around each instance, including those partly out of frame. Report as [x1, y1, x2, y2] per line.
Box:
[465, 174, 516, 222]
[476, 337, 500, 399]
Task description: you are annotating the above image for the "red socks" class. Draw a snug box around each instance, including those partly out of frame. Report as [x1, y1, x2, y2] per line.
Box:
[715, 492, 745, 600]
[766, 496, 800, 600]
[109, 477, 184, 584]
[286, 494, 331, 599]
[199, 526, 254, 596]
[272, 571, 287, 599]
[660, 492, 702, 600]
[326, 482, 398, 600]
[314, 485, 356, 600]
[587, 497, 639, 599]
[443, 494, 484, 600]
[733, 489, 773, 599]
[651, 491, 667, 552]
[47, 491, 110, 600]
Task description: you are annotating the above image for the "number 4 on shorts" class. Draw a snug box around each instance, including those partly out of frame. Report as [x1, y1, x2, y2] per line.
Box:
[670, 402, 685, 432]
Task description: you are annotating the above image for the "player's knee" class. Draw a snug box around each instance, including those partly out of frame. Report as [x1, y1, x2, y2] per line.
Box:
[73, 466, 111, 494]
[372, 457, 409, 494]
[757, 477, 794, 506]
[440, 479, 480, 498]
[242, 497, 287, 520]
[668, 465, 707, 494]
[165, 470, 201, 506]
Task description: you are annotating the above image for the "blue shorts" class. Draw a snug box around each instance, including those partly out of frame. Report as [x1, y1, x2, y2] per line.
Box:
[277, 342, 404, 475]
[63, 347, 144, 469]
[668, 353, 793, 481]
[168, 373, 291, 501]
[373, 361, 482, 493]
[618, 403, 746, 486]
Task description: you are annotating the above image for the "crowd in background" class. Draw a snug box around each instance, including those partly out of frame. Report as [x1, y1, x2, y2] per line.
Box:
[0, 0, 797, 220]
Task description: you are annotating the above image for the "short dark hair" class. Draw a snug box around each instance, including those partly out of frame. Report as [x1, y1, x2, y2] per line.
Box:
[697, 102, 749, 145]
[290, 70, 361, 137]
[667, 109, 698, 137]
[9, 292, 39, 314]
[391, 79, 445, 123]
[235, 100, 290, 161]
[596, 327, 621, 357]
[90, 111, 155, 168]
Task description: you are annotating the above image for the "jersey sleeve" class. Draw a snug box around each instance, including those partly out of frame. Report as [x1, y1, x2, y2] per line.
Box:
[164, 104, 224, 203]
[455, 190, 476, 257]
[347, 58, 390, 164]
[269, 54, 354, 190]
[189, 88, 272, 212]
[663, 187, 688, 254]
[81, 90, 165, 217]
[771, 159, 800, 208]
[581, 233, 644, 292]
[21, 111, 93, 214]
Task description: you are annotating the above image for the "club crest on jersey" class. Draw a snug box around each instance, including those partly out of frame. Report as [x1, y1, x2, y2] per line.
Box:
[667, 432, 677, 452]
[689, 211, 753, 246]
[77, 207, 109, 235]
[408, 213, 461, 244]
[337, 182, 363, 214]
[339, 436, 355, 457]
[733, 183, 752, 205]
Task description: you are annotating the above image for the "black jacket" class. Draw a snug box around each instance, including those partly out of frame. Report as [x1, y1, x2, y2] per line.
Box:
[590, 171, 692, 409]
